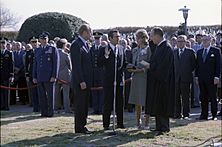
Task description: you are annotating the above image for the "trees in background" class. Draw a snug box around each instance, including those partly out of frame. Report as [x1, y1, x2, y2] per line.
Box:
[17, 12, 87, 43]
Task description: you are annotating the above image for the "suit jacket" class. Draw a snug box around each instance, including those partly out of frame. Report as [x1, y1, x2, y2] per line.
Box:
[33, 45, 57, 82]
[174, 48, 196, 83]
[98, 44, 127, 87]
[0, 49, 14, 82]
[195, 46, 221, 83]
[70, 37, 93, 88]
[57, 48, 72, 82]
[124, 48, 132, 79]
[90, 44, 104, 85]
[13, 50, 25, 80]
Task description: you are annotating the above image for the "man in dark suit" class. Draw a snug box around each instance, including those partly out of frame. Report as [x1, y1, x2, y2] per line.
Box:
[70, 24, 93, 134]
[145, 27, 175, 135]
[90, 31, 104, 115]
[98, 29, 127, 130]
[0, 38, 14, 110]
[33, 32, 57, 117]
[174, 35, 196, 119]
[11, 41, 28, 105]
[195, 34, 221, 120]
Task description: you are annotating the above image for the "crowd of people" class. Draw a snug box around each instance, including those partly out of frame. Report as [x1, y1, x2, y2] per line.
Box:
[0, 24, 221, 135]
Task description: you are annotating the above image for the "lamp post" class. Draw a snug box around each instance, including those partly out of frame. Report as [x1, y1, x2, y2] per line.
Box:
[179, 6, 190, 35]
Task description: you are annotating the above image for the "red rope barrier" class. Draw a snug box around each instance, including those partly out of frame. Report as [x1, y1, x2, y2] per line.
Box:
[0, 78, 132, 91]
[0, 84, 38, 90]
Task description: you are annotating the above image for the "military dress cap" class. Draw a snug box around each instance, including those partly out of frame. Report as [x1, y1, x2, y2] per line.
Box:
[93, 32, 103, 38]
[39, 32, 50, 39]
[29, 36, 38, 42]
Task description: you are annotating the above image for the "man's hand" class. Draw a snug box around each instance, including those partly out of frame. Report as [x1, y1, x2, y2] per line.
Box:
[33, 78, 37, 84]
[26, 77, 30, 82]
[104, 47, 111, 58]
[9, 77, 14, 83]
[214, 78, 220, 85]
[80, 82, 87, 90]
[195, 77, 199, 85]
[50, 77, 56, 82]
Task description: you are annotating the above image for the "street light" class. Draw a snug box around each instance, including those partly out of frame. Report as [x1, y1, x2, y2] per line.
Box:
[179, 6, 190, 35]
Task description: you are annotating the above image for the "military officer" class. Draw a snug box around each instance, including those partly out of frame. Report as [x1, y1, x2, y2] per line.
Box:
[24, 37, 39, 112]
[33, 32, 57, 117]
[90, 32, 104, 115]
[0, 38, 14, 110]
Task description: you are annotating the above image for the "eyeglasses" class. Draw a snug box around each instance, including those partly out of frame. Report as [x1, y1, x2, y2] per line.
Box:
[177, 40, 185, 43]
[202, 39, 210, 41]
[113, 35, 120, 38]
[31, 41, 37, 43]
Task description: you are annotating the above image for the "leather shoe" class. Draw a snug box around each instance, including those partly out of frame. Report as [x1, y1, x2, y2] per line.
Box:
[212, 117, 217, 120]
[117, 125, 125, 129]
[152, 130, 163, 136]
[197, 116, 208, 120]
[76, 128, 92, 134]
[104, 127, 109, 131]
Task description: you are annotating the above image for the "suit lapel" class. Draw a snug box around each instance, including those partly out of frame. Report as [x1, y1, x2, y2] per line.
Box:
[77, 38, 89, 53]
[205, 47, 212, 62]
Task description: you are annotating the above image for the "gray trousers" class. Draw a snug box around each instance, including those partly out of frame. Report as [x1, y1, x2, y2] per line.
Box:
[54, 82, 71, 112]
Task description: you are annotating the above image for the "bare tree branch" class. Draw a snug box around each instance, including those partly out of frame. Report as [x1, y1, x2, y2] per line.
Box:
[0, 6, 20, 30]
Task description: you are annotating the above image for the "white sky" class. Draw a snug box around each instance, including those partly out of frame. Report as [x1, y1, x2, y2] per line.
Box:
[1, 0, 221, 30]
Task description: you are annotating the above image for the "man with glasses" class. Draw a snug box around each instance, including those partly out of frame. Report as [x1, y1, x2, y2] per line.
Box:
[33, 32, 57, 117]
[24, 37, 39, 112]
[174, 35, 196, 119]
[195, 34, 221, 120]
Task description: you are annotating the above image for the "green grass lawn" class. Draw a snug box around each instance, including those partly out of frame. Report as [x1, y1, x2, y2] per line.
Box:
[1, 108, 221, 147]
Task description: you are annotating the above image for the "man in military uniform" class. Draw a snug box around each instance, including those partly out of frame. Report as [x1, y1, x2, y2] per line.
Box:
[0, 38, 14, 110]
[24, 37, 39, 112]
[90, 32, 104, 115]
[33, 32, 57, 117]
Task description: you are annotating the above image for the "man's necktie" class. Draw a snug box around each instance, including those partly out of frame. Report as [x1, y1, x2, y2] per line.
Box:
[179, 48, 183, 58]
[86, 43, 89, 51]
[202, 49, 208, 62]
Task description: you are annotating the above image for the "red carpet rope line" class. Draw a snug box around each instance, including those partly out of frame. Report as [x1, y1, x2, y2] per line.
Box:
[0, 78, 132, 91]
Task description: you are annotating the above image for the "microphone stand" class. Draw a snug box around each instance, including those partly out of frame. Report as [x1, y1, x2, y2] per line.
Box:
[110, 47, 118, 135]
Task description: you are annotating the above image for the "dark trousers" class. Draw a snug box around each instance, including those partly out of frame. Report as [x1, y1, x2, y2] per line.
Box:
[92, 88, 104, 113]
[175, 82, 191, 117]
[124, 81, 134, 111]
[0, 81, 9, 110]
[74, 86, 90, 132]
[10, 77, 29, 105]
[37, 82, 54, 117]
[155, 116, 170, 132]
[27, 80, 39, 112]
[199, 81, 218, 118]
[10, 82, 17, 105]
[103, 86, 124, 128]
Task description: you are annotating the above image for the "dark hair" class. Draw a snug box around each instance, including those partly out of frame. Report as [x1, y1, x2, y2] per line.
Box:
[196, 34, 203, 37]
[108, 29, 119, 39]
[78, 24, 90, 35]
[56, 39, 66, 48]
[152, 27, 164, 37]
